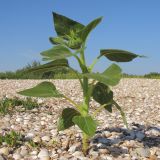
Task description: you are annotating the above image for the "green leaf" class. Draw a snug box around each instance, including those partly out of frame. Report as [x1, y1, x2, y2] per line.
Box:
[27, 59, 69, 73]
[100, 49, 143, 62]
[49, 37, 65, 45]
[80, 17, 102, 41]
[57, 108, 80, 131]
[18, 82, 62, 98]
[72, 116, 97, 137]
[84, 64, 122, 86]
[53, 12, 85, 37]
[41, 45, 72, 60]
[92, 82, 113, 112]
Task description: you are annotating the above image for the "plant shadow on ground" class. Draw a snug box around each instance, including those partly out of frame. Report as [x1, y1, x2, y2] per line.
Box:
[92, 123, 160, 157]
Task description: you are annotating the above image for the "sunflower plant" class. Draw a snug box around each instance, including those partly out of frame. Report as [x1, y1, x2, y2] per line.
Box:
[18, 12, 143, 154]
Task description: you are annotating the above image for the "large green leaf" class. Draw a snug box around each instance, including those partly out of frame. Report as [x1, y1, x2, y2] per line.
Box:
[80, 17, 102, 41]
[72, 116, 97, 137]
[18, 82, 62, 98]
[58, 108, 80, 131]
[53, 12, 85, 37]
[92, 82, 113, 112]
[100, 49, 143, 62]
[27, 59, 69, 73]
[41, 45, 72, 60]
[84, 64, 122, 86]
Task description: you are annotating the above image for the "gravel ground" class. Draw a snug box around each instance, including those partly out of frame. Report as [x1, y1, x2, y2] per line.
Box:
[0, 79, 160, 160]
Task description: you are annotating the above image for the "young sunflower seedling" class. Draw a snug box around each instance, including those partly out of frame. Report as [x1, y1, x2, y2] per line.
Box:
[18, 12, 143, 155]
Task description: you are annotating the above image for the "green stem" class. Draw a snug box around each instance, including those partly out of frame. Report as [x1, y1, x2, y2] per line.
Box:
[80, 43, 86, 65]
[92, 103, 111, 117]
[63, 95, 80, 111]
[112, 100, 129, 129]
[82, 132, 89, 155]
[89, 57, 99, 71]
[79, 43, 90, 114]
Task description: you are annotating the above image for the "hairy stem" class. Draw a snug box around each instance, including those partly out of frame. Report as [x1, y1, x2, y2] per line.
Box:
[82, 132, 89, 155]
[83, 77, 89, 105]
[112, 100, 128, 129]
[89, 56, 100, 71]
[79, 43, 90, 114]
[63, 95, 80, 111]
[92, 103, 111, 117]
[78, 43, 90, 154]
[80, 43, 86, 65]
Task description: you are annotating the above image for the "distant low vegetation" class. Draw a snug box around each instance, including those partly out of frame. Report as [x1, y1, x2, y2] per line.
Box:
[0, 61, 75, 79]
[0, 61, 160, 79]
[0, 61, 42, 79]
[143, 72, 160, 79]
[123, 72, 160, 79]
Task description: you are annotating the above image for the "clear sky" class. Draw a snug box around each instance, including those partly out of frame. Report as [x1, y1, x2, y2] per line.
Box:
[0, 0, 160, 75]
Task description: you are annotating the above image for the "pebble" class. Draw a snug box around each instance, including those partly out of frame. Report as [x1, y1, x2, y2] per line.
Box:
[0, 147, 9, 156]
[38, 149, 50, 160]
[99, 148, 110, 154]
[20, 147, 28, 157]
[127, 130, 136, 139]
[135, 131, 145, 141]
[156, 150, 160, 156]
[0, 155, 4, 160]
[40, 121, 45, 125]
[41, 136, 50, 142]
[33, 136, 41, 143]
[72, 151, 83, 157]
[89, 151, 99, 158]
[59, 157, 68, 160]
[16, 117, 23, 122]
[149, 155, 157, 160]
[136, 147, 150, 157]
[62, 139, 70, 149]
[68, 145, 77, 153]
[100, 155, 113, 160]
[30, 155, 38, 159]
[146, 128, 160, 136]
[103, 131, 112, 137]
[30, 150, 38, 155]
[13, 153, 22, 160]
[25, 132, 35, 140]
[97, 137, 111, 144]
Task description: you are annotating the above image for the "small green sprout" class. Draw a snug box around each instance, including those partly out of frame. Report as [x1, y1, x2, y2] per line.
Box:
[0, 130, 22, 147]
[0, 97, 39, 115]
[0, 97, 17, 115]
[22, 97, 39, 110]
[28, 139, 38, 148]
[18, 12, 143, 155]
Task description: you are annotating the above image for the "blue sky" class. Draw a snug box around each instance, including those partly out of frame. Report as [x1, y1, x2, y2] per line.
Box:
[0, 0, 160, 75]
